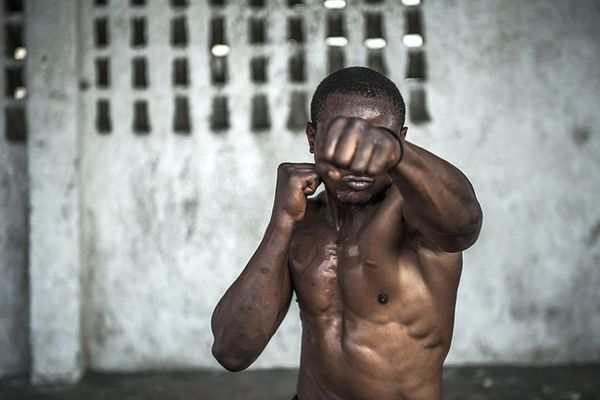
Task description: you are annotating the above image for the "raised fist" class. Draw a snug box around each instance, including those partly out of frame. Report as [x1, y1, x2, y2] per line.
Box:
[272, 163, 321, 223]
[316, 117, 403, 180]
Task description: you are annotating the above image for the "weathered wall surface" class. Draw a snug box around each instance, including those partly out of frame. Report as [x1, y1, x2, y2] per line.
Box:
[1, 0, 599, 381]
[0, 140, 29, 377]
[0, 1, 29, 379]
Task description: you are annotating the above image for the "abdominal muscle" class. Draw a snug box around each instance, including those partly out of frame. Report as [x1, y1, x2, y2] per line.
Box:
[296, 306, 446, 400]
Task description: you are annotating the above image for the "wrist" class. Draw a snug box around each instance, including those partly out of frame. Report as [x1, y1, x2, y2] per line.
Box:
[269, 211, 297, 232]
[380, 127, 405, 166]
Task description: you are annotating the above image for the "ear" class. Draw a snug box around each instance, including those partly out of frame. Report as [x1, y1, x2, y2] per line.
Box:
[400, 126, 408, 139]
[306, 122, 316, 154]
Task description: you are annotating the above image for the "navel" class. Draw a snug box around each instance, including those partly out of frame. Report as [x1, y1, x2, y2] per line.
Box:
[378, 292, 389, 304]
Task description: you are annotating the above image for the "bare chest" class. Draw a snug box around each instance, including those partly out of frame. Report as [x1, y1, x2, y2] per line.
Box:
[288, 220, 433, 324]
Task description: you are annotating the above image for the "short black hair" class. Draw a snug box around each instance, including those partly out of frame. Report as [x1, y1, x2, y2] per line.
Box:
[310, 66, 405, 125]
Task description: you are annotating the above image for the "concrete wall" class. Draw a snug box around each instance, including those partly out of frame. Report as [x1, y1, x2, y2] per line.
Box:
[0, 0, 29, 378]
[1, 0, 599, 382]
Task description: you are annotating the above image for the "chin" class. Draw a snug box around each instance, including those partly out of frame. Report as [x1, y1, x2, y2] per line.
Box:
[335, 190, 374, 205]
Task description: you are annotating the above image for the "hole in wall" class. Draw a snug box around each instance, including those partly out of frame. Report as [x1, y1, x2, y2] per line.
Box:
[4, 106, 27, 142]
[364, 12, 386, 49]
[173, 96, 191, 134]
[288, 0, 303, 8]
[249, 17, 266, 45]
[210, 0, 225, 6]
[211, 96, 229, 131]
[249, 0, 265, 8]
[94, 18, 109, 48]
[288, 17, 304, 43]
[5, 66, 24, 99]
[95, 58, 110, 88]
[210, 55, 228, 85]
[325, 13, 347, 47]
[287, 91, 308, 131]
[210, 16, 229, 56]
[171, 16, 188, 47]
[130, 0, 145, 6]
[96, 99, 112, 134]
[5, 23, 24, 57]
[327, 46, 344, 74]
[289, 50, 305, 82]
[132, 57, 148, 89]
[403, 8, 424, 47]
[131, 17, 147, 47]
[4, 0, 23, 13]
[250, 56, 267, 83]
[408, 86, 430, 124]
[172, 57, 189, 87]
[367, 50, 387, 76]
[251, 94, 271, 131]
[170, 0, 187, 8]
[406, 50, 425, 81]
[94, 0, 108, 5]
[133, 100, 151, 133]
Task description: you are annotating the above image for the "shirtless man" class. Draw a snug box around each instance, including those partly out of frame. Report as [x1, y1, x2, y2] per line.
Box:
[211, 67, 483, 400]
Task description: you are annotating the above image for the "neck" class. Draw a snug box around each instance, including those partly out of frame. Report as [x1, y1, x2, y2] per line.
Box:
[324, 190, 373, 231]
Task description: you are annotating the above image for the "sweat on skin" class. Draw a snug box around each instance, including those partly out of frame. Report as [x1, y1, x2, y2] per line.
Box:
[211, 67, 482, 400]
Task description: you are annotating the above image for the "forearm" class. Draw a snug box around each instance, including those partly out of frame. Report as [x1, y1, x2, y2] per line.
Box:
[211, 216, 295, 370]
[390, 139, 482, 251]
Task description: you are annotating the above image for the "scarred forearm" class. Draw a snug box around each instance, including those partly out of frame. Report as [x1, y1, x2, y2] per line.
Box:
[390, 139, 482, 252]
[211, 216, 295, 371]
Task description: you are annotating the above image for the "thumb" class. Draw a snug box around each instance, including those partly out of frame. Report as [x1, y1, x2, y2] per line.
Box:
[316, 161, 342, 182]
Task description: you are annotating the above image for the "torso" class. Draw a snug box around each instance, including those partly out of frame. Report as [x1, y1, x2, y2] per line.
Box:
[288, 187, 462, 400]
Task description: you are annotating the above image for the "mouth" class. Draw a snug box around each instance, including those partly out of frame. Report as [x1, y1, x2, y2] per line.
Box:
[342, 175, 374, 191]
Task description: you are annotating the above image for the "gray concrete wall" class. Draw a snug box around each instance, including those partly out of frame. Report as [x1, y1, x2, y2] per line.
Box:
[0, 1, 29, 379]
[1, 0, 599, 382]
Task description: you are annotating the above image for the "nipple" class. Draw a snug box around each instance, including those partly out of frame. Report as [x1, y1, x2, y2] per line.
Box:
[378, 292, 389, 304]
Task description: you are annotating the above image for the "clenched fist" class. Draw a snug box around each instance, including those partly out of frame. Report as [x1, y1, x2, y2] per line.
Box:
[316, 116, 404, 181]
[272, 163, 321, 224]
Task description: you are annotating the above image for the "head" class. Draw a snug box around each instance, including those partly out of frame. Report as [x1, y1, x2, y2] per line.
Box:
[306, 66, 408, 205]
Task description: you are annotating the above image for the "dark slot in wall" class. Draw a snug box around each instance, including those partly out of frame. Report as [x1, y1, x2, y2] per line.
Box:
[5, 0, 24, 13]
[210, 55, 228, 85]
[365, 12, 384, 40]
[170, 0, 187, 8]
[5, 23, 24, 57]
[173, 96, 191, 134]
[210, 0, 225, 5]
[289, 50, 305, 82]
[251, 94, 270, 131]
[210, 96, 229, 131]
[132, 57, 148, 89]
[94, 18, 109, 48]
[94, 0, 108, 5]
[287, 91, 308, 131]
[249, 0, 265, 8]
[405, 8, 423, 38]
[249, 17, 266, 45]
[408, 86, 430, 124]
[287, 0, 303, 7]
[96, 99, 112, 134]
[172, 58, 189, 87]
[95, 58, 110, 87]
[4, 106, 27, 142]
[5, 66, 24, 98]
[406, 50, 426, 80]
[288, 17, 304, 43]
[131, 17, 147, 47]
[133, 100, 151, 133]
[210, 16, 226, 48]
[171, 16, 188, 47]
[130, 0, 145, 6]
[367, 50, 387, 76]
[250, 56, 267, 83]
[327, 47, 344, 74]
